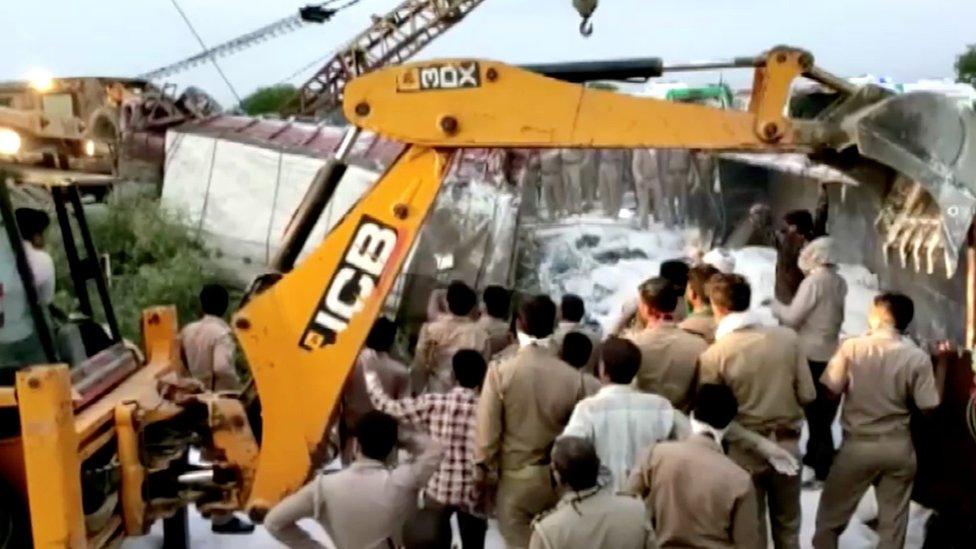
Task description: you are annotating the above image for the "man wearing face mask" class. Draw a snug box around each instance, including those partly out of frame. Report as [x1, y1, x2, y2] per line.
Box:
[475, 295, 587, 549]
[771, 237, 847, 484]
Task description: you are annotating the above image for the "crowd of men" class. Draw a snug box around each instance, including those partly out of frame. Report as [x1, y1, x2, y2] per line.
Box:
[172, 202, 946, 548]
[520, 148, 715, 229]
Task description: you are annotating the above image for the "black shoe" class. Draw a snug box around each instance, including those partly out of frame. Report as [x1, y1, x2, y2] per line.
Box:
[211, 516, 255, 534]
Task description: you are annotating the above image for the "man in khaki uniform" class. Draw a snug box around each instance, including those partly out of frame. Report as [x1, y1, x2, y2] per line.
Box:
[559, 332, 602, 396]
[659, 149, 693, 226]
[561, 148, 585, 215]
[340, 318, 409, 464]
[478, 285, 513, 356]
[539, 150, 565, 220]
[631, 148, 663, 229]
[530, 437, 657, 549]
[680, 264, 720, 343]
[580, 149, 599, 211]
[476, 295, 587, 549]
[699, 273, 815, 549]
[413, 281, 490, 393]
[180, 284, 243, 393]
[813, 293, 941, 549]
[627, 277, 708, 412]
[627, 384, 762, 548]
[553, 294, 602, 373]
[598, 148, 626, 218]
[265, 412, 443, 548]
[519, 152, 542, 219]
[772, 237, 847, 482]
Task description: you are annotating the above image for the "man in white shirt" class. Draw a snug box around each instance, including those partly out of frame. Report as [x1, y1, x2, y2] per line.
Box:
[562, 337, 800, 493]
[561, 337, 682, 491]
[265, 411, 444, 549]
[16, 208, 55, 306]
[1, 208, 55, 375]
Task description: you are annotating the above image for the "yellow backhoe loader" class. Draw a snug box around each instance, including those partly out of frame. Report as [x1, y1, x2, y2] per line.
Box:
[0, 44, 973, 546]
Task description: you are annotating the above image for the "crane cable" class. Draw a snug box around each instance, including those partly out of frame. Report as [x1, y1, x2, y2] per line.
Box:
[168, 0, 243, 105]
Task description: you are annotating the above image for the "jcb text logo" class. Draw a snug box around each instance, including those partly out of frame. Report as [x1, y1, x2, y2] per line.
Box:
[398, 61, 481, 92]
[299, 216, 397, 350]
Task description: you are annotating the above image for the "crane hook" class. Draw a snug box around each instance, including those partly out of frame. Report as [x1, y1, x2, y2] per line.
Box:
[572, 0, 597, 37]
[579, 16, 594, 37]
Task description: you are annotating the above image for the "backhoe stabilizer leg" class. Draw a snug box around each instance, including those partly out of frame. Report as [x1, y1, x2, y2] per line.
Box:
[235, 146, 453, 516]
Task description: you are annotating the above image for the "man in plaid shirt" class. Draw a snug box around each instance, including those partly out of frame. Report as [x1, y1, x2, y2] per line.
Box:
[365, 348, 488, 548]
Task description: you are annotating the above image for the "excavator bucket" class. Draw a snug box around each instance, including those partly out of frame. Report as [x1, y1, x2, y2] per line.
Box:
[849, 91, 976, 273]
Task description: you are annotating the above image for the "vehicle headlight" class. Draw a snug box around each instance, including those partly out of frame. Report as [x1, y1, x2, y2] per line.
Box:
[0, 128, 21, 155]
[84, 139, 96, 157]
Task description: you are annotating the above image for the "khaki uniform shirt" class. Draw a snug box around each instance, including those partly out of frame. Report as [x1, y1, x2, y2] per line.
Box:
[699, 318, 816, 431]
[530, 487, 658, 549]
[179, 315, 241, 392]
[772, 266, 847, 362]
[341, 349, 409, 429]
[822, 328, 939, 438]
[264, 435, 443, 549]
[477, 315, 512, 356]
[476, 343, 587, 472]
[627, 322, 708, 411]
[679, 309, 717, 343]
[627, 434, 761, 549]
[413, 315, 491, 393]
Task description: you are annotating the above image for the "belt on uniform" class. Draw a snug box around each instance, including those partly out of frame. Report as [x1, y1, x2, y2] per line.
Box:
[845, 430, 911, 441]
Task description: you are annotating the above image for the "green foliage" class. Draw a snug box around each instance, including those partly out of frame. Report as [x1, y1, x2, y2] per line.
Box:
[51, 192, 215, 341]
[239, 84, 298, 115]
[956, 44, 976, 86]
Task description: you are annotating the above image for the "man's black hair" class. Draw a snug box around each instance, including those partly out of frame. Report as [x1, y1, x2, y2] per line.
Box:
[453, 349, 488, 389]
[560, 294, 585, 323]
[560, 332, 593, 370]
[354, 410, 398, 461]
[708, 273, 751, 313]
[874, 292, 915, 332]
[687, 264, 720, 304]
[693, 384, 739, 429]
[200, 284, 229, 317]
[518, 294, 557, 338]
[483, 285, 511, 320]
[784, 209, 815, 239]
[659, 259, 690, 293]
[365, 317, 397, 353]
[551, 436, 600, 492]
[14, 207, 50, 241]
[638, 277, 678, 314]
[446, 280, 477, 316]
[600, 337, 641, 384]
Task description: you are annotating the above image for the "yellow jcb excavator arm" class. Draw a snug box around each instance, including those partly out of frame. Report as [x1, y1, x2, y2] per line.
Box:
[233, 46, 969, 518]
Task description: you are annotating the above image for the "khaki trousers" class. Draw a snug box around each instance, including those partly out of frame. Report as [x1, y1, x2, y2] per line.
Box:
[598, 164, 622, 217]
[813, 434, 916, 549]
[563, 164, 584, 215]
[729, 435, 802, 549]
[496, 465, 558, 549]
[541, 173, 565, 220]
